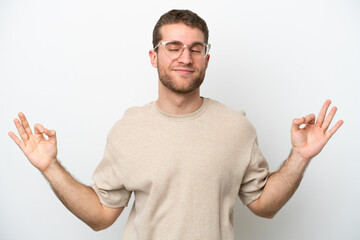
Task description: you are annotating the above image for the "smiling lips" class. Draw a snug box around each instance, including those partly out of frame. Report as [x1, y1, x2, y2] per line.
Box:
[172, 68, 195, 74]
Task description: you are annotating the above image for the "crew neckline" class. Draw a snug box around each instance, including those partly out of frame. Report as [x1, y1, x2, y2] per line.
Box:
[152, 97, 209, 121]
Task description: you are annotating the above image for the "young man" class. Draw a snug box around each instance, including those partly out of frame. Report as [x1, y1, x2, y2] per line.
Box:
[9, 9, 343, 240]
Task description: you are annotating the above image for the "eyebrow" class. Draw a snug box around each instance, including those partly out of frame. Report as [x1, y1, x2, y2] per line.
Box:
[190, 41, 205, 45]
[167, 40, 205, 45]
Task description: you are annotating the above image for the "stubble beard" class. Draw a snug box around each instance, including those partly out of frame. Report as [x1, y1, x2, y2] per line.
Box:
[157, 60, 206, 94]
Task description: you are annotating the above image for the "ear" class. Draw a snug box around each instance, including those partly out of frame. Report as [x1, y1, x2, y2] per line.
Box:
[149, 50, 158, 68]
[204, 54, 210, 69]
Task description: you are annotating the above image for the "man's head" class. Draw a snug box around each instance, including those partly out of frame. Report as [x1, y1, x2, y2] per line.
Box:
[152, 9, 209, 49]
[150, 10, 210, 95]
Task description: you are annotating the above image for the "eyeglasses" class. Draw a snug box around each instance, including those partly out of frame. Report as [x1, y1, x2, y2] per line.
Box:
[154, 40, 211, 59]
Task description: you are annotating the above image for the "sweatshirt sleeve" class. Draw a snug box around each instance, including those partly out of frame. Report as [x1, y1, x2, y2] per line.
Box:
[238, 137, 270, 205]
[91, 130, 132, 208]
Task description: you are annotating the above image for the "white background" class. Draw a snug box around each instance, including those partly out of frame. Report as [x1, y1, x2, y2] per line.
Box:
[1, 0, 359, 239]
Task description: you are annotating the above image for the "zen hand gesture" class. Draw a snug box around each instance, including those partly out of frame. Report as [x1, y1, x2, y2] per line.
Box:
[291, 100, 343, 161]
[9, 112, 58, 172]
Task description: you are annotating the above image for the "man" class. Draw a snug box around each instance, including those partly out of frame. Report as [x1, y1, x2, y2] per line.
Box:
[9, 9, 343, 240]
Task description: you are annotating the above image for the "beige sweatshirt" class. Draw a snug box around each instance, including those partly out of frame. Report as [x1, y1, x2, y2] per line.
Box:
[92, 98, 270, 240]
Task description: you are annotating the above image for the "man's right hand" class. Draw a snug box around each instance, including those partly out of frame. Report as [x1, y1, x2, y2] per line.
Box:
[8, 112, 58, 172]
[8, 112, 123, 231]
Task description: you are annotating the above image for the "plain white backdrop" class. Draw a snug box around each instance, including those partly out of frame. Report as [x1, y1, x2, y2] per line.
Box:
[1, 0, 359, 239]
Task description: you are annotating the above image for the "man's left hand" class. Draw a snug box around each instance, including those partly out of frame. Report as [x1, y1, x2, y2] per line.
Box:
[290, 99, 343, 162]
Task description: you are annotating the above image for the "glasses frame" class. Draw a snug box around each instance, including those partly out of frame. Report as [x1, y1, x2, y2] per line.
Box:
[154, 40, 211, 59]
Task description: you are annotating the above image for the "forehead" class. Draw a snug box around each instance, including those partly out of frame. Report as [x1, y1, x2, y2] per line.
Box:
[160, 23, 205, 43]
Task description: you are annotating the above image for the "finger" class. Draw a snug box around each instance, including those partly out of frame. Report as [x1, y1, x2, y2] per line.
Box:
[291, 117, 305, 131]
[34, 123, 46, 135]
[13, 118, 29, 142]
[8, 131, 26, 151]
[18, 112, 33, 136]
[44, 128, 57, 143]
[316, 99, 331, 126]
[322, 106, 337, 132]
[304, 114, 316, 125]
[325, 120, 344, 141]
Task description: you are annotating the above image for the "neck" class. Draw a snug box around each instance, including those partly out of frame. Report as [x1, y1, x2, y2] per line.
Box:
[156, 81, 203, 115]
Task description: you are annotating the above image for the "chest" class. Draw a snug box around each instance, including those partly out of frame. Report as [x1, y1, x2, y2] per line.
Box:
[115, 121, 250, 193]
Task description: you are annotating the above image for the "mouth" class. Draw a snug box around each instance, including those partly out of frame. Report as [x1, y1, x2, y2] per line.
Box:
[172, 68, 195, 74]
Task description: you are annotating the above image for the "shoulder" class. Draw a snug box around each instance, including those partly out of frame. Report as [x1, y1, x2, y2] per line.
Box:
[107, 102, 153, 140]
[123, 102, 153, 119]
[207, 98, 246, 117]
[206, 98, 257, 138]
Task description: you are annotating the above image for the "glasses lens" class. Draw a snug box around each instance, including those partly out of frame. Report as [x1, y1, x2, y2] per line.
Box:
[164, 41, 207, 59]
[189, 43, 206, 57]
[164, 41, 183, 59]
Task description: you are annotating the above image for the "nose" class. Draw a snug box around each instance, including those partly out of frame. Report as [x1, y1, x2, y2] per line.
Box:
[177, 47, 193, 65]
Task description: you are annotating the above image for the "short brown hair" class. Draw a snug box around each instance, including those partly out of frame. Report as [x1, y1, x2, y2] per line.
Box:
[152, 9, 209, 49]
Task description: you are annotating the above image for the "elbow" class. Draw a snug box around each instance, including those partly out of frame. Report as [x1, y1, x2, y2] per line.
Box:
[88, 222, 111, 232]
[256, 208, 279, 219]
[91, 226, 103, 232]
[90, 224, 108, 232]
[253, 207, 278, 219]
[248, 199, 278, 219]
[87, 205, 123, 232]
[260, 211, 276, 219]
[89, 224, 103, 232]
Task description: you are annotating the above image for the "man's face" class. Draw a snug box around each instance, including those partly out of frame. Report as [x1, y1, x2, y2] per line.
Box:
[150, 23, 210, 94]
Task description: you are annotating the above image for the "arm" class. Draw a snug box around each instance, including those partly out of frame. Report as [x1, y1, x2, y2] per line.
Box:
[248, 100, 343, 218]
[8, 112, 123, 231]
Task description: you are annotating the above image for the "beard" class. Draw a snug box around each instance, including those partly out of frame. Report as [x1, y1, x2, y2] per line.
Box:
[157, 59, 206, 94]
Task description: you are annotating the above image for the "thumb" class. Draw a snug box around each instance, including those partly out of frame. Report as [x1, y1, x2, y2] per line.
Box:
[291, 117, 305, 132]
[44, 128, 57, 143]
